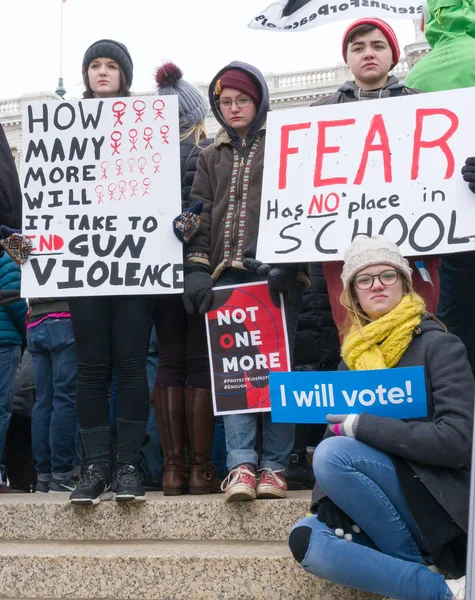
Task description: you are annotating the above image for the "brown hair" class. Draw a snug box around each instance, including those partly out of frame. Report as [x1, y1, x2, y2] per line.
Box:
[82, 67, 131, 99]
[339, 270, 413, 337]
[343, 24, 379, 58]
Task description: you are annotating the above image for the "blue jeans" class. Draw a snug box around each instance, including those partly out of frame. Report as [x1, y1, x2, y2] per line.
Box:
[217, 269, 303, 472]
[290, 437, 453, 600]
[0, 344, 21, 484]
[28, 319, 78, 480]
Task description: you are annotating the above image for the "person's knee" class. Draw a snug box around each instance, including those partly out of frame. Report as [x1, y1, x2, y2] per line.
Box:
[289, 526, 312, 564]
[313, 436, 357, 489]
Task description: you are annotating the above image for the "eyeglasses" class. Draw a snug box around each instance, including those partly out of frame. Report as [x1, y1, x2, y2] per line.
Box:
[218, 97, 253, 110]
[353, 269, 400, 290]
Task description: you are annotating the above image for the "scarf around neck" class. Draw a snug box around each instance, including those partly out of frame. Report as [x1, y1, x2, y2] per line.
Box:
[341, 293, 426, 371]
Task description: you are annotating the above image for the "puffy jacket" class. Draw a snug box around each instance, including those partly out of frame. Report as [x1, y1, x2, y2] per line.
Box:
[293, 263, 340, 371]
[405, 0, 475, 92]
[0, 253, 27, 345]
[180, 132, 212, 209]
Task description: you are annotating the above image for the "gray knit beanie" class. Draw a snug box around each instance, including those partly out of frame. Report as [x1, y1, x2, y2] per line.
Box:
[341, 235, 412, 290]
[83, 39, 133, 88]
[155, 62, 208, 127]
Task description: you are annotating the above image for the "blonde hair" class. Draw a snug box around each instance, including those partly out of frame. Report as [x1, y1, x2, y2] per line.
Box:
[180, 121, 208, 145]
[339, 271, 413, 337]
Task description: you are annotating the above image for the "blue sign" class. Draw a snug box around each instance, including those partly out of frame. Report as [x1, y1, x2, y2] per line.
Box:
[270, 367, 427, 424]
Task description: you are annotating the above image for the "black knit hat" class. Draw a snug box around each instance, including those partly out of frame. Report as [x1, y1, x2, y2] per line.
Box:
[82, 39, 133, 88]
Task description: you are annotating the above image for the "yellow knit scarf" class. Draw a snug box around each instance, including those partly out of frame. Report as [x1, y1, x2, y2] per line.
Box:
[341, 293, 425, 371]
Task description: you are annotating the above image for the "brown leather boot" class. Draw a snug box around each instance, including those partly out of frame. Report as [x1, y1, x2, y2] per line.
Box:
[185, 387, 223, 494]
[152, 387, 189, 495]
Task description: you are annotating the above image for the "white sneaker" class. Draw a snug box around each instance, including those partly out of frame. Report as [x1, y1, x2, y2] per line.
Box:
[446, 575, 465, 600]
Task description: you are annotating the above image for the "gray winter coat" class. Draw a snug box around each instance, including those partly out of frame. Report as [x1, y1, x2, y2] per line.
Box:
[312, 315, 474, 533]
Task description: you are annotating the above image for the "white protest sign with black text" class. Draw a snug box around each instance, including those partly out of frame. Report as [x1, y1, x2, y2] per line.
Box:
[257, 87, 475, 263]
[21, 96, 182, 297]
[249, 0, 421, 31]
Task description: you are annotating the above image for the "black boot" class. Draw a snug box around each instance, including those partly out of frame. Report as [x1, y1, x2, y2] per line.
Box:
[286, 452, 315, 490]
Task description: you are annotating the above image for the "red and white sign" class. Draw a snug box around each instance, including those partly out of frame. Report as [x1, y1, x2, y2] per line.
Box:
[21, 96, 182, 297]
[206, 282, 290, 416]
[257, 87, 475, 262]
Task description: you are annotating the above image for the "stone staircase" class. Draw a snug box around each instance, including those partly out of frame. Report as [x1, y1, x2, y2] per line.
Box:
[0, 491, 379, 599]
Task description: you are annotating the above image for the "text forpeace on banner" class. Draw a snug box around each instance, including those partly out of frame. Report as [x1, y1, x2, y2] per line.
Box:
[21, 96, 182, 297]
[270, 366, 428, 423]
[249, 0, 421, 32]
[256, 87, 475, 263]
[205, 282, 290, 416]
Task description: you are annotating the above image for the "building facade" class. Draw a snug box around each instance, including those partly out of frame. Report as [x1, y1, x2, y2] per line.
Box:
[1, 35, 429, 168]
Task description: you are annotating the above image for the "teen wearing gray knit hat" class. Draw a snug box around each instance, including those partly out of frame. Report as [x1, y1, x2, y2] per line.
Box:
[82, 39, 133, 88]
[155, 62, 208, 127]
[341, 235, 412, 290]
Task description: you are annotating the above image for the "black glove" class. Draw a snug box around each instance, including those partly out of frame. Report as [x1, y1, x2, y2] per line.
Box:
[242, 241, 298, 308]
[182, 268, 214, 315]
[267, 265, 298, 308]
[242, 240, 272, 276]
[462, 157, 475, 194]
[316, 497, 361, 542]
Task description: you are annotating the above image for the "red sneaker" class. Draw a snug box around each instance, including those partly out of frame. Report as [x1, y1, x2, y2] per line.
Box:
[256, 468, 287, 499]
[221, 466, 256, 502]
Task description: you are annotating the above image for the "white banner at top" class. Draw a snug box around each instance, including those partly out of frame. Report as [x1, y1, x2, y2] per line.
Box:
[248, 0, 422, 31]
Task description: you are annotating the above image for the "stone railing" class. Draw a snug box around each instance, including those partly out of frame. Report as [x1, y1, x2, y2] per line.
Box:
[0, 92, 61, 118]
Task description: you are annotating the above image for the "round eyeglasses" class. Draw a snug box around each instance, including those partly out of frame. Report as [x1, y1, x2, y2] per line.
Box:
[353, 269, 400, 290]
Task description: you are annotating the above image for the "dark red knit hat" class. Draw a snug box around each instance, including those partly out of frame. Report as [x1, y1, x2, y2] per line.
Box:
[342, 18, 400, 67]
[214, 69, 261, 106]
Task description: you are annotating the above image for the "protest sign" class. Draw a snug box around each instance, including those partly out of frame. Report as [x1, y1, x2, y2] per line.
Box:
[270, 366, 427, 423]
[21, 96, 182, 297]
[205, 282, 290, 416]
[257, 87, 475, 263]
[249, 0, 421, 32]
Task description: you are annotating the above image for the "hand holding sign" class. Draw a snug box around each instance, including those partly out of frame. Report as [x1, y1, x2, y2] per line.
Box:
[326, 414, 360, 438]
[462, 157, 475, 194]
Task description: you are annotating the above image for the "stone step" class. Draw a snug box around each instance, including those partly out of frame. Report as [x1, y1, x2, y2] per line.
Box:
[0, 491, 311, 542]
[0, 539, 379, 600]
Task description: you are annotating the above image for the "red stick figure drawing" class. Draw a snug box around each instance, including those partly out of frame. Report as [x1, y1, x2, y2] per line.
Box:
[118, 180, 127, 201]
[133, 99, 146, 123]
[128, 158, 136, 173]
[129, 128, 138, 152]
[100, 161, 109, 180]
[160, 124, 170, 145]
[138, 157, 147, 175]
[143, 127, 154, 150]
[112, 101, 127, 127]
[142, 178, 151, 196]
[153, 99, 165, 121]
[108, 183, 117, 202]
[95, 185, 105, 204]
[110, 131, 122, 155]
[115, 159, 123, 176]
[152, 153, 162, 173]
[129, 180, 138, 198]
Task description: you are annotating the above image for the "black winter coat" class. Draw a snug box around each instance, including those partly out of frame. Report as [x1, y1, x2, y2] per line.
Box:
[180, 133, 212, 209]
[0, 125, 22, 229]
[293, 262, 340, 371]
